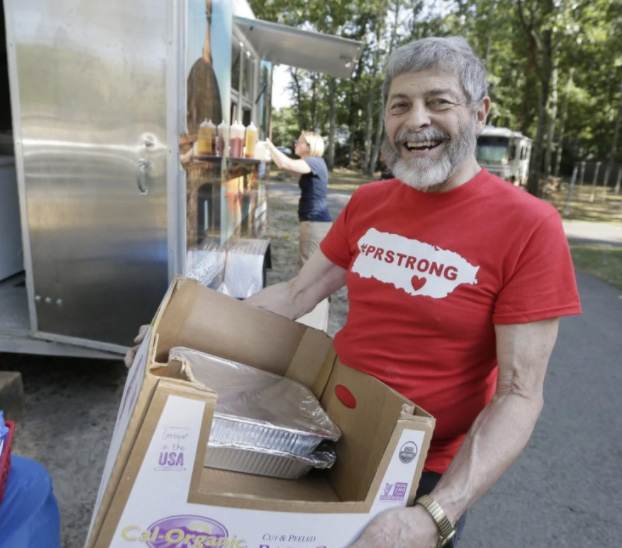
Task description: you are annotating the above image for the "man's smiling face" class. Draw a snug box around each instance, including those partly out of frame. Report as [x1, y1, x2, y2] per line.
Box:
[382, 67, 488, 192]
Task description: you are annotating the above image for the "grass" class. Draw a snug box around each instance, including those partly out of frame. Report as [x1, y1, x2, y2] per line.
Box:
[327, 167, 380, 190]
[545, 183, 622, 290]
[269, 168, 622, 290]
[545, 184, 622, 223]
[565, 244, 622, 290]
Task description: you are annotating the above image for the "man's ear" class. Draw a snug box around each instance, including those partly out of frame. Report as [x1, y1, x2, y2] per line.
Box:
[474, 97, 491, 135]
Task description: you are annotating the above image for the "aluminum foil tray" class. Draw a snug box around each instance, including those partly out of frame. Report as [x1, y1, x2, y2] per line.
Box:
[169, 347, 341, 456]
[204, 442, 337, 479]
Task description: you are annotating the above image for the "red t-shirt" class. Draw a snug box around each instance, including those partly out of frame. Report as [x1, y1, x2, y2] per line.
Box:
[320, 169, 582, 473]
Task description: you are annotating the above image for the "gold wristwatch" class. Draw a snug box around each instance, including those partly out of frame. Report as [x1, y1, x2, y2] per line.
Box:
[415, 494, 456, 548]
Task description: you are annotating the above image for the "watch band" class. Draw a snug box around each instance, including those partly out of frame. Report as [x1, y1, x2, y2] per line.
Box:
[415, 494, 456, 548]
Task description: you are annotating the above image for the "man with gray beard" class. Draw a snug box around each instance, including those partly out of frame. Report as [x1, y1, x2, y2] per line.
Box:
[243, 35, 581, 548]
[127, 36, 581, 548]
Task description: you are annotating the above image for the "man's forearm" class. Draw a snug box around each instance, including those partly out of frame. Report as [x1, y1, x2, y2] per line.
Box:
[246, 251, 347, 319]
[428, 319, 557, 528]
[245, 278, 316, 320]
[430, 389, 543, 526]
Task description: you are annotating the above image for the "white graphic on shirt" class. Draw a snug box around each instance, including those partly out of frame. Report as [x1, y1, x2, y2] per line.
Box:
[352, 228, 479, 298]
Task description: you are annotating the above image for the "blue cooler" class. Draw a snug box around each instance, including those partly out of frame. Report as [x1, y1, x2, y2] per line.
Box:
[0, 456, 61, 548]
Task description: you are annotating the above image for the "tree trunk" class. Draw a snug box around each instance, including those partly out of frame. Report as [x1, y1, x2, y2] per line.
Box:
[370, 89, 385, 176]
[327, 77, 337, 170]
[310, 74, 318, 129]
[363, 89, 374, 173]
[348, 128, 356, 169]
[527, 23, 553, 197]
[605, 78, 622, 188]
[527, 97, 546, 196]
[291, 70, 305, 132]
[553, 67, 574, 178]
[484, 2, 494, 66]
[346, 79, 358, 169]
[364, 4, 387, 175]
[544, 63, 558, 177]
[519, 40, 538, 135]
[370, 0, 400, 175]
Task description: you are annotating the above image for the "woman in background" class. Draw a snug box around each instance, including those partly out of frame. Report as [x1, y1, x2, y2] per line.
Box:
[266, 131, 332, 267]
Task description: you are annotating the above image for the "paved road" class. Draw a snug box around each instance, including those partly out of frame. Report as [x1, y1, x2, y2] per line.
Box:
[563, 219, 622, 247]
[463, 269, 622, 547]
[1, 182, 620, 547]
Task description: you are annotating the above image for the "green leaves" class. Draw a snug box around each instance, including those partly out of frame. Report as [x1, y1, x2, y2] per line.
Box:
[248, 0, 620, 174]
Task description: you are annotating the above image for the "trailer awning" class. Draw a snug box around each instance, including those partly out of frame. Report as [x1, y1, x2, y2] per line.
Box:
[234, 16, 363, 79]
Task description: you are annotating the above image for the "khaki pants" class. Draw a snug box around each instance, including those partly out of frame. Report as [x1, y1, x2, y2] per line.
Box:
[297, 221, 333, 332]
[299, 221, 333, 267]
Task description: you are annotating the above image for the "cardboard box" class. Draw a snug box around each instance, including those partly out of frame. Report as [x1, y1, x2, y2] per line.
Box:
[85, 277, 435, 548]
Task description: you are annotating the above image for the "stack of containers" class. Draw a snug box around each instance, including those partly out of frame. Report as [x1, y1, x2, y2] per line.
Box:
[168, 347, 342, 479]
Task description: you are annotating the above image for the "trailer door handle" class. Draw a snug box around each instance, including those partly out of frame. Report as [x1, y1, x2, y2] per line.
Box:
[137, 159, 150, 195]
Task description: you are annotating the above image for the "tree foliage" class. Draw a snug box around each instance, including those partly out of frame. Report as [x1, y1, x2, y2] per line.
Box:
[249, 0, 620, 193]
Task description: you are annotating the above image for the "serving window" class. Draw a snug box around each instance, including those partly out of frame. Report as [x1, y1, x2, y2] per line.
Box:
[230, 31, 258, 129]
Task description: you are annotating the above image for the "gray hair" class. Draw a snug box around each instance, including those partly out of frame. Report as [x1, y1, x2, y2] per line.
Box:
[382, 36, 488, 111]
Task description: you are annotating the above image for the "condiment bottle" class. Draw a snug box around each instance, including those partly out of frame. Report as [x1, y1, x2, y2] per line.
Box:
[254, 140, 268, 162]
[244, 122, 258, 159]
[230, 121, 245, 158]
[217, 121, 228, 157]
[198, 119, 216, 155]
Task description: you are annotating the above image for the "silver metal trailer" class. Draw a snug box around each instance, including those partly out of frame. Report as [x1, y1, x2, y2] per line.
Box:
[0, 0, 362, 359]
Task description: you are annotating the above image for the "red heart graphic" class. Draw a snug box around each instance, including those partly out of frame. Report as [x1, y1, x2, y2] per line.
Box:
[411, 275, 426, 291]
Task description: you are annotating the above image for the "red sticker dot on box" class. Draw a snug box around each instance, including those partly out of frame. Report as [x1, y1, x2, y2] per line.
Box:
[335, 385, 356, 408]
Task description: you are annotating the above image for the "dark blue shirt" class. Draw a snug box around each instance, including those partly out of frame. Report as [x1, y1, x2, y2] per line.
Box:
[298, 156, 331, 222]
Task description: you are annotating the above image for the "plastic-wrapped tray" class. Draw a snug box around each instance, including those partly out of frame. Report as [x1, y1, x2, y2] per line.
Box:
[205, 442, 336, 479]
[169, 347, 341, 457]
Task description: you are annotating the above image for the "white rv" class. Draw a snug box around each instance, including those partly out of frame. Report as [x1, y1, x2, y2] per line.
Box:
[476, 126, 532, 185]
[0, 0, 362, 358]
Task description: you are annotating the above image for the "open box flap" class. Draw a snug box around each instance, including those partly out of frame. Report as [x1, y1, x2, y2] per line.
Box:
[153, 277, 337, 396]
[321, 359, 418, 502]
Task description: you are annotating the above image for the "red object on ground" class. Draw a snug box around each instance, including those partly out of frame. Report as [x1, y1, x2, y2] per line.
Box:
[0, 420, 15, 504]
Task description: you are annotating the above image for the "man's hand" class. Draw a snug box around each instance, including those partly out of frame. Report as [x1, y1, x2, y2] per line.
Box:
[348, 505, 438, 548]
[123, 324, 149, 368]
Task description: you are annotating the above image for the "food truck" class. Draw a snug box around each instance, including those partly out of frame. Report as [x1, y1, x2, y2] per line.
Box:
[0, 0, 362, 358]
[476, 125, 532, 185]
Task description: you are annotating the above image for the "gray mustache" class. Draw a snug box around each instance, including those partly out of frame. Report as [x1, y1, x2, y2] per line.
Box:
[394, 128, 449, 144]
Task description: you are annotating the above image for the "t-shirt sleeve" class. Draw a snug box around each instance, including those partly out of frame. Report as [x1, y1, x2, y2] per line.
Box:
[320, 193, 355, 269]
[493, 211, 582, 324]
[304, 156, 322, 175]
